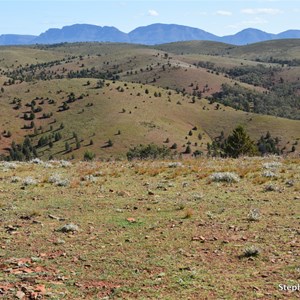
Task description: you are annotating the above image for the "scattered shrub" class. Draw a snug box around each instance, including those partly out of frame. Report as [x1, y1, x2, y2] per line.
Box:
[11, 176, 21, 183]
[48, 174, 69, 187]
[248, 209, 260, 221]
[210, 172, 240, 183]
[264, 184, 280, 192]
[83, 151, 95, 161]
[23, 177, 38, 186]
[241, 246, 260, 258]
[58, 223, 79, 233]
[127, 144, 171, 160]
[183, 208, 194, 219]
[168, 162, 183, 168]
[262, 162, 282, 169]
[262, 170, 277, 178]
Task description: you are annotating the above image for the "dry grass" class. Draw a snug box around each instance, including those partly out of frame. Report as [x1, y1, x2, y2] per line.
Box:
[0, 157, 298, 299]
[183, 207, 194, 219]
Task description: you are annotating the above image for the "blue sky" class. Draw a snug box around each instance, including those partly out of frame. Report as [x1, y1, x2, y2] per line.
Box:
[0, 0, 299, 36]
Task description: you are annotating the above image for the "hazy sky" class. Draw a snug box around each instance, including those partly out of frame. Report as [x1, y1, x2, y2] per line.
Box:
[0, 0, 299, 36]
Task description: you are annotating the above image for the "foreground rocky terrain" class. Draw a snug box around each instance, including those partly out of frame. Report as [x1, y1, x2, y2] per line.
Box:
[0, 157, 299, 299]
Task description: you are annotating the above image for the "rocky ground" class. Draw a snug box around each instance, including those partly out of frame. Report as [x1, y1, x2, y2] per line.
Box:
[0, 157, 299, 299]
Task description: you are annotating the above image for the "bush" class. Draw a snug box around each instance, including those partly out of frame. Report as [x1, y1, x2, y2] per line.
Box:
[168, 162, 183, 168]
[210, 172, 240, 183]
[262, 162, 282, 169]
[207, 126, 258, 158]
[23, 177, 38, 186]
[262, 170, 277, 178]
[193, 150, 203, 157]
[48, 174, 69, 187]
[242, 246, 260, 258]
[126, 144, 171, 160]
[83, 151, 95, 161]
[248, 209, 260, 221]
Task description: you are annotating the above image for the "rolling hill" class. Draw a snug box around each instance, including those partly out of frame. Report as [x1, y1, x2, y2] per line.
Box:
[0, 41, 299, 160]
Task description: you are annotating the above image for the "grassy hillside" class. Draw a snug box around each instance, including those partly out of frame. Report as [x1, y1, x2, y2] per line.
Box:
[0, 41, 299, 160]
[155, 40, 236, 55]
[155, 39, 300, 61]
[0, 78, 299, 160]
[0, 46, 67, 69]
[227, 39, 300, 61]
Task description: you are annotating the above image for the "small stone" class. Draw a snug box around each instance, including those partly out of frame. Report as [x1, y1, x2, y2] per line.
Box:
[117, 191, 130, 197]
[192, 236, 205, 242]
[126, 218, 136, 223]
[16, 291, 25, 299]
[54, 239, 65, 245]
[31, 257, 42, 262]
[48, 214, 60, 220]
[286, 180, 295, 187]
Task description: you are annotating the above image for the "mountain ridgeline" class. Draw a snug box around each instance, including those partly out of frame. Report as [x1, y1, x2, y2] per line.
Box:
[1, 23, 300, 46]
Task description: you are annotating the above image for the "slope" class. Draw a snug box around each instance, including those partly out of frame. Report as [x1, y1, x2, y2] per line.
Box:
[0, 78, 299, 160]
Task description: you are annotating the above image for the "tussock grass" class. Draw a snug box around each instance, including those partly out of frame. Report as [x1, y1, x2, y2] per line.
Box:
[241, 246, 261, 258]
[210, 172, 240, 183]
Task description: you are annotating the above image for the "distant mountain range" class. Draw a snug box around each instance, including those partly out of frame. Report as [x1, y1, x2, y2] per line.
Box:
[1, 23, 300, 46]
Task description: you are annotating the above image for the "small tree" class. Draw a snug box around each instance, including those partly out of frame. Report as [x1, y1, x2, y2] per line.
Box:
[223, 126, 257, 158]
[107, 139, 113, 147]
[96, 80, 105, 89]
[193, 150, 203, 157]
[65, 142, 70, 152]
[84, 151, 95, 161]
[185, 145, 192, 154]
[170, 143, 177, 149]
